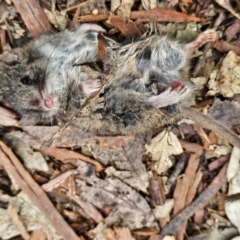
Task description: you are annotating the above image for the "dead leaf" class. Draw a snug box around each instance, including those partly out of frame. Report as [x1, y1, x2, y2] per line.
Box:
[207, 69, 221, 96]
[0, 193, 59, 239]
[214, 40, 240, 55]
[8, 125, 95, 149]
[92, 135, 149, 192]
[105, 166, 149, 193]
[168, 0, 179, 8]
[146, 129, 183, 174]
[190, 77, 208, 89]
[214, 0, 240, 21]
[43, 9, 68, 30]
[75, 161, 159, 230]
[209, 99, 240, 129]
[111, 0, 121, 12]
[114, 227, 135, 240]
[176, 22, 200, 42]
[153, 199, 174, 219]
[117, 0, 135, 19]
[179, 0, 193, 13]
[225, 22, 240, 42]
[3, 134, 49, 172]
[141, 0, 158, 10]
[218, 51, 240, 97]
[79, 0, 108, 15]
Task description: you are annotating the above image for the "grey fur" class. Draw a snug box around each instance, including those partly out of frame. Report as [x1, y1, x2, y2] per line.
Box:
[0, 24, 191, 135]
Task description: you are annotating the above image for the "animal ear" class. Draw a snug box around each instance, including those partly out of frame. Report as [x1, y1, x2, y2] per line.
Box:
[0, 48, 28, 65]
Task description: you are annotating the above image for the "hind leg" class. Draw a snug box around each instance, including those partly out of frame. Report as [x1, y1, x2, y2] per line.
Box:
[147, 86, 190, 108]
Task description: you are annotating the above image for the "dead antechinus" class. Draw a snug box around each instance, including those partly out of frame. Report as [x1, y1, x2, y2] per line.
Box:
[0, 24, 240, 147]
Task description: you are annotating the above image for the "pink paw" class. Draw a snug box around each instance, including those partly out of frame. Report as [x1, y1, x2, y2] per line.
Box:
[147, 86, 190, 108]
[185, 29, 218, 54]
[82, 79, 102, 95]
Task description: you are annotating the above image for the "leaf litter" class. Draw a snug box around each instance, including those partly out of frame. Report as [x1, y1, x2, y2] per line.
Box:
[1, 0, 240, 239]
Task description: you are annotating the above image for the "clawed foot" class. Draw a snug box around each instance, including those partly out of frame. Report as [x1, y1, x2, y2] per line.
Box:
[185, 29, 218, 54]
[147, 86, 190, 108]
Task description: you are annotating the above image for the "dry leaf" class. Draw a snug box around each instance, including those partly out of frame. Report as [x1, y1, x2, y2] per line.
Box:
[219, 51, 240, 97]
[168, 0, 179, 8]
[117, 0, 135, 19]
[75, 161, 158, 230]
[3, 134, 49, 172]
[43, 9, 68, 30]
[8, 125, 95, 149]
[0, 5, 18, 23]
[208, 228, 239, 240]
[141, 0, 158, 10]
[190, 77, 208, 89]
[207, 69, 221, 96]
[162, 236, 176, 240]
[145, 130, 183, 174]
[105, 166, 149, 193]
[176, 22, 200, 42]
[214, 0, 240, 21]
[227, 146, 240, 184]
[225, 146, 240, 232]
[153, 199, 174, 219]
[11, 22, 25, 39]
[91, 135, 148, 191]
[179, 0, 193, 13]
[0, 192, 60, 240]
[209, 99, 240, 130]
[225, 22, 240, 42]
[114, 227, 135, 240]
[111, 0, 121, 12]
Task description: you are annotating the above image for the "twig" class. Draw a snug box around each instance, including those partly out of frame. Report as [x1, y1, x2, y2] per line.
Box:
[0, 141, 79, 240]
[7, 204, 30, 240]
[181, 106, 240, 148]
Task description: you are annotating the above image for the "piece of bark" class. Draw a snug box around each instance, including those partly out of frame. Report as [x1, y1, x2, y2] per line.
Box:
[173, 154, 200, 216]
[0, 141, 79, 240]
[160, 163, 228, 237]
[213, 40, 240, 55]
[130, 8, 204, 22]
[179, 140, 204, 155]
[181, 105, 240, 149]
[7, 204, 30, 240]
[208, 154, 230, 171]
[40, 147, 104, 172]
[107, 15, 142, 37]
[12, 0, 52, 38]
[79, 14, 109, 22]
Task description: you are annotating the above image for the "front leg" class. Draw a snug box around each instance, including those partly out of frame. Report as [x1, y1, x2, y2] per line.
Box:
[185, 29, 218, 54]
[147, 86, 190, 108]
